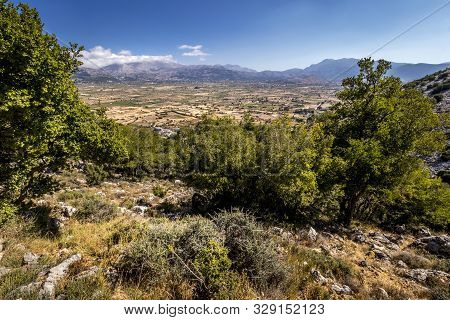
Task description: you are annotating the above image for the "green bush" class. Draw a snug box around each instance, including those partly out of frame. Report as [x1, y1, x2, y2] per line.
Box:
[115, 217, 227, 297]
[85, 163, 108, 186]
[74, 194, 118, 222]
[152, 184, 167, 197]
[0, 200, 17, 227]
[213, 210, 288, 289]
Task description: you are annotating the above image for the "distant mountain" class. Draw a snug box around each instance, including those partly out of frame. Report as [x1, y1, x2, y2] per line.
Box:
[76, 59, 450, 84]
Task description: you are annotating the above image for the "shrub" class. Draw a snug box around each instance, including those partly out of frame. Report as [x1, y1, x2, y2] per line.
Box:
[152, 184, 167, 198]
[85, 163, 108, 186]
[74, 194, 118, 222]
[115, 216, 261, 299]
[213, 210, 288, 289]
[0, 200, 17, 227]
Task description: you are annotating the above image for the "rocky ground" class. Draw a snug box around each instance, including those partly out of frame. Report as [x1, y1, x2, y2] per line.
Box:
[0, 169, 448, 300]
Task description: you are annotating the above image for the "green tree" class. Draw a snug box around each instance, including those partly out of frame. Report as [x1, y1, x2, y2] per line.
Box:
[0, 1, 126, 216]
[322, 58, 446, 225]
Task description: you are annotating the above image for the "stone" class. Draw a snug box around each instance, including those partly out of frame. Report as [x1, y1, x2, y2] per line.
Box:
[132, 205, 148, 215]
[0, 267, 12, 277]
[174, 179, 182, 184]
[394, 225, 406, 234]
[406, 268, 450, 283]
[0, 238, 4, 252]
[311, 269, 328, 285]
[417, 228, 431, 238]
[58, 202, 77, 217]
[396, 260, 408, 269]
[351, 230, 366, 243]
[358, 260, 368, 267]
[23, 252, 40, 265]
[77, 266, 100, 279]
[0, 252, 3, 263]
[40, 253, 82, 299]
[412, 235, 450, 258]
[374, 287, 389, 299]
[331, 283, 352, 295]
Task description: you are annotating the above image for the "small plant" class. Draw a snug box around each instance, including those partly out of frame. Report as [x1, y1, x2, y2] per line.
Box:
[152, 184, 167, 197]
[0, 200, 17, 227]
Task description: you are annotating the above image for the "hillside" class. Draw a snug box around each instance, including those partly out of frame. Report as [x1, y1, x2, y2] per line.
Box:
[407, 68, 450, 183]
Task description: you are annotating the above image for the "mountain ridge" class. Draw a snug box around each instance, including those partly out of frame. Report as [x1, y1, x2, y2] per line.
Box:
[76, 58, 450, 84]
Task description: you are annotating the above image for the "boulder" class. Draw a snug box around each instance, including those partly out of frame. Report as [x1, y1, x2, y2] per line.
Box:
[23, 252, 40, 265]
[351, 230, 366, 243]
[311, 269, 329, 285]
[417, 228, 431, 238]
[132, 205, 148, 215]
[40, 253, 82, 299]
[331, 283, 352, 295]
[412, 235, 450, 258]
[396, 260, 408, 269]
[58, 202, 77, 217]
[0, 267, 11, 277]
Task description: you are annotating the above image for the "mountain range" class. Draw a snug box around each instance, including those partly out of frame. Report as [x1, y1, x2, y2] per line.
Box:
[76, 58, 450, 84]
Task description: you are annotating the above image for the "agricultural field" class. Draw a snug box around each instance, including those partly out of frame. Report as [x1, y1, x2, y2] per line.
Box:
[77, 82, 339, 128]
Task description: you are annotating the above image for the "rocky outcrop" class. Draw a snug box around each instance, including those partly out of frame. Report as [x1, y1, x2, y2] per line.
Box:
[411, 235, 450, 258]
[406, 268, 450, 283]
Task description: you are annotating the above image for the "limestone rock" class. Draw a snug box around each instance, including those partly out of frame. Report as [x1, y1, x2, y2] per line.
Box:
[23, 252, 40, 265]
[132, 205, 148, 215]
[331, 283, 352, 295]
[311, 269, 329, 285]
[0, 267, 12, 277]
[58, 202, 77, 217]
[40, 253, 82, 299]
[412, 235, 450, 258]
[406, 268, 450, 283]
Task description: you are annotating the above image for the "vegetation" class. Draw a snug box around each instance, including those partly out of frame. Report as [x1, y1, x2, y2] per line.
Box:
[0, 1, 126, 224]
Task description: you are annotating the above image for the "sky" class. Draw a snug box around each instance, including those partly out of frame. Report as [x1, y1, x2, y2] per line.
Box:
[13, 0, 450, 70]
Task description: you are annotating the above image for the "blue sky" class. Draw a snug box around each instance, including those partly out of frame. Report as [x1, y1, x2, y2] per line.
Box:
[15, 0, 450, 70]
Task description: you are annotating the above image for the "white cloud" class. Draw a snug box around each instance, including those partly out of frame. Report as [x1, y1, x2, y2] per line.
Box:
[80, 46, 176, 68]
[178, 44, 209, 59]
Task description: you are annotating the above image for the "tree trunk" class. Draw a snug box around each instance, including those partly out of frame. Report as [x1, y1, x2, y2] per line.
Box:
[339, 195, 357, 226]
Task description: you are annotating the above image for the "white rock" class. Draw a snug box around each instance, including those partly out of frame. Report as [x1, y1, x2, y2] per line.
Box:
[174, 179, 182, 184]
[132, 205, 148, 215]
[331, 283, 352, 295]
[40, 253, 82, 299]
[23, 252, 40, 265]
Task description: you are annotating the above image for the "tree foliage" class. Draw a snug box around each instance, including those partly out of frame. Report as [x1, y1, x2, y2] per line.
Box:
[321, 58, 446, 225]
[0, 1, 126, 216]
